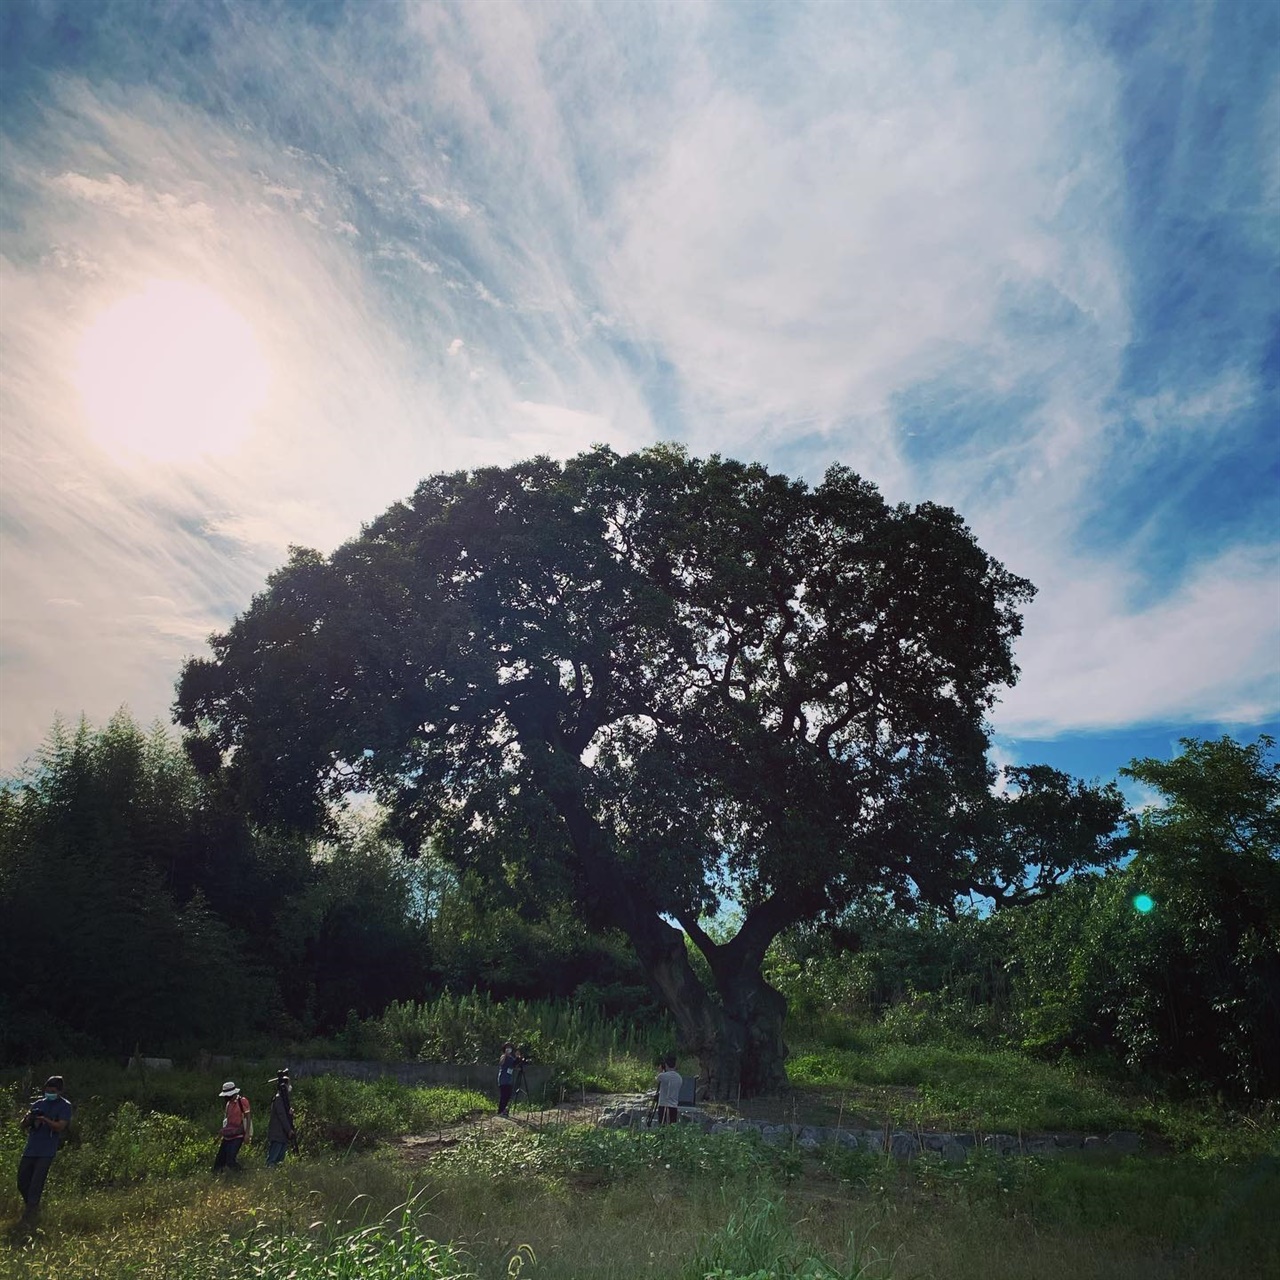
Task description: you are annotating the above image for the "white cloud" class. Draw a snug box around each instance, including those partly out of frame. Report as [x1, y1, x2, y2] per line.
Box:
[604, 9, 1125, 454]
[994, 545, 1280, 735]
[1130, 369, 1256, 436]
[49, 170, 216, 230]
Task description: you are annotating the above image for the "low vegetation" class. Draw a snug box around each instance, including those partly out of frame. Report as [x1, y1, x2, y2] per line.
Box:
[3, 1124, 1276, 1278]
[3, 1011, 1277, 1278]
[360, 992, 671, 1094]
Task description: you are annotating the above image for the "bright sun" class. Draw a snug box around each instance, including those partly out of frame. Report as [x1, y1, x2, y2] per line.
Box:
[75, 279, 271, 463]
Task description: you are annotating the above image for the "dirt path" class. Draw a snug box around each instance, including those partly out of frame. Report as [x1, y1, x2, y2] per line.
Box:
[396, 1095, 622, 1163]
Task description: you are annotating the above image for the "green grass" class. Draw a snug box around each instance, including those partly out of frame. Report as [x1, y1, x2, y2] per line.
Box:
[4, 1132, 1276, 1279]
[784, 1025, 1279, 1156]
[293, 1076, 492, 1147]
[2, 1059, 248, 1125]
[3, 1008, 1278, 1278]
[786, 1039, 1135, 1132]
[429, 1121, 790, 1188]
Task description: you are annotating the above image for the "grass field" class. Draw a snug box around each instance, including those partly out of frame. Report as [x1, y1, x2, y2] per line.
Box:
[2, 1017, 1277, 1278]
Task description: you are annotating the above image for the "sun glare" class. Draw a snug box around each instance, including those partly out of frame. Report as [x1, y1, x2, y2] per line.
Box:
[75, 279, 270, 463]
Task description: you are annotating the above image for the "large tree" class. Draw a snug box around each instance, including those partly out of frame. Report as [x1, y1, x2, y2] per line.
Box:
[177, 445, 1040, 1095]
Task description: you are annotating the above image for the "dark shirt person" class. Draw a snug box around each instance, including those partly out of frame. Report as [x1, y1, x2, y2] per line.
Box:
[266, 1072, 296, 1166]
[17, 1075, 73, 1220]
[497, 1043, 518, 1117]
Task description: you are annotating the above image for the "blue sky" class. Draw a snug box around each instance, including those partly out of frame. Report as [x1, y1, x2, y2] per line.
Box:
[1, 0, 1276, 796]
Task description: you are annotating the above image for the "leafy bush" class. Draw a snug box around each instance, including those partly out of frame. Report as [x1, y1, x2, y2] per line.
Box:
[71, 1102, 210, 1185]
[0, 1072, 492, 1194]
[1010, 737, 1279, 1099]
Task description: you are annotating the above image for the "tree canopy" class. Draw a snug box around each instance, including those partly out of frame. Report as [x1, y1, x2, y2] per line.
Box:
[177, 445, 1116, 1094]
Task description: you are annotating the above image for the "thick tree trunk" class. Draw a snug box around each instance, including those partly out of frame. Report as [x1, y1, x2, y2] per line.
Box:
[601, 904, 789, 1099]
[717, 968, 790, 1097]
[528, 734, 791, 1098]
[626, 923, 790, 1098]
[685, 967, 789, 1100]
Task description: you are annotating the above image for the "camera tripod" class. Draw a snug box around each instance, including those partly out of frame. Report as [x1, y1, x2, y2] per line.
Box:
[511, 1058, 531, 1108]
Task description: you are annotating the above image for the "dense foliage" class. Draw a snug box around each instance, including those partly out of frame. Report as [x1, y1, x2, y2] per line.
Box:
[0, 713, 646, 1061]
[0, 713, 284, 1056]
[1013, 736, 1279, 1097]
[770, 736, 1279, 1100]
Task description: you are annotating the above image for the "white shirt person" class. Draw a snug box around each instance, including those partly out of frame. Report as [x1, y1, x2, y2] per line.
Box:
[655, 1058, 682, 1125]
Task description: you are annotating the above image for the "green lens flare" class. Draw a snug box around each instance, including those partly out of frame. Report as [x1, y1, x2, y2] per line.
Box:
[1133, 893, 1155, 914]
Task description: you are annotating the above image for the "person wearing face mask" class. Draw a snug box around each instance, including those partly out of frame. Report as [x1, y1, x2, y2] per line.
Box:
[17, 1075, 73, 1221]
[213, 1080, 252, 1172]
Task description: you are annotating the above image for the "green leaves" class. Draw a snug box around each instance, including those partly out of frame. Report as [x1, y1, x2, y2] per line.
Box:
[1012, 736, 1279, 1098]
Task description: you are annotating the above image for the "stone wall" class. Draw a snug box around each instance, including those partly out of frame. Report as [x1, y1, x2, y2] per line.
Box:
[597, 1096, 1141, 1164]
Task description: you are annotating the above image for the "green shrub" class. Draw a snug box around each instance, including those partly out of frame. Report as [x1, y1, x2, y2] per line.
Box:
[71, 1101, 210, 1186]
[0, 1083, 211, 1190]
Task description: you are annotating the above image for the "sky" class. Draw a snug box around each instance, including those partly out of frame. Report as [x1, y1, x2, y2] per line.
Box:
[1, 0, 1277, 797]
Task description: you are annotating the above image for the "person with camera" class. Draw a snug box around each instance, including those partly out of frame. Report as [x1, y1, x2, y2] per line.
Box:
[265, 1070, 296, 1166]
[497, 1042, 521, 1117]
[16, 1074, 73, 1221]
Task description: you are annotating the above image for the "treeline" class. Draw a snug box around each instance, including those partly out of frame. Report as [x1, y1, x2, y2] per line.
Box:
[2, 714, 1276, 1102]
[772, 735, 1280, 1100]
[0, 712, 651, 1061]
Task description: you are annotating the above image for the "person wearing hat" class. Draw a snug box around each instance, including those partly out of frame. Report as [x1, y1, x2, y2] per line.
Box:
[265, 1070, 296, 1166]
[213, 1081, 252, 1172]
[16, 1075, 73, 1220]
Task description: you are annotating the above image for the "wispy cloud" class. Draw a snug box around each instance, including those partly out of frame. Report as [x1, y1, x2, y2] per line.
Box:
[995, 544, 1280, 735]
[0, 0, 1275, 769]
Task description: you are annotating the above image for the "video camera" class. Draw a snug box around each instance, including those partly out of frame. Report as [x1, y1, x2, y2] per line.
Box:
[24, 1097, 54, 1129]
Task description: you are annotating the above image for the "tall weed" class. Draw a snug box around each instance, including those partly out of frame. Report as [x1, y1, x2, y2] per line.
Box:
[362, 991, 674, 1081]
[293, 1077, 491, 1146]
[683, 1195, 898, 1280]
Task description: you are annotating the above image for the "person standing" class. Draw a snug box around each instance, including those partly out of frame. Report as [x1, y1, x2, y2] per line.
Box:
[16, 1075, 73, 1220]
[497, 1043, 518, 1117]
[655, 1056, 682, 1125]
[213, 1081, 251, 1172]
[265, 1071, 296, 1166]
